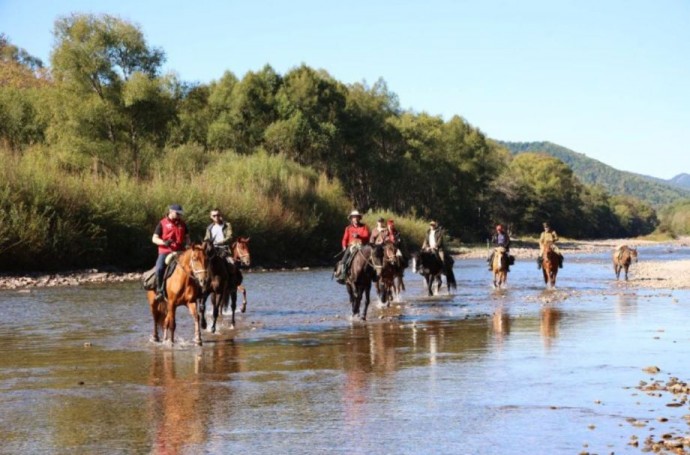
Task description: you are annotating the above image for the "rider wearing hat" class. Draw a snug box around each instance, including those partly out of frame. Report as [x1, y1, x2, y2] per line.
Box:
[152, 204, 191, 300]
[487, 224, 511, 270]
[538, 222, 563, 269]
[335, 210, 370, 283]
[422, 220, 449, 266]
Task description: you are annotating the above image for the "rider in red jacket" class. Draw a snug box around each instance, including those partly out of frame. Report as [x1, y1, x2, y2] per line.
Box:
[336, 210, 370, 283]
[152, 204, 190, 300]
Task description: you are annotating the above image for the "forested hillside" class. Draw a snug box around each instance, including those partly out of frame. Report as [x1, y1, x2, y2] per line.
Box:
[500, 141, 690, 207]
[0, 17, 662, 271]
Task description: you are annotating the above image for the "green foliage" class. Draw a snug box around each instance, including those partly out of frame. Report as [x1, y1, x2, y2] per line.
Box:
[657, 199, 690, 236]
[500, 141, 690, 207]
[48, 13, 173, 177]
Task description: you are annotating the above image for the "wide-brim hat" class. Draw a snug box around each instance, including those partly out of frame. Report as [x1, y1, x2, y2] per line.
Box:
[348, 210, 362, 219]
[169, 204, 184, 214]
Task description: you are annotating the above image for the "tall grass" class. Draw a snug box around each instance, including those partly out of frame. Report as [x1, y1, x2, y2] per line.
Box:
[0, 145, 355, 271]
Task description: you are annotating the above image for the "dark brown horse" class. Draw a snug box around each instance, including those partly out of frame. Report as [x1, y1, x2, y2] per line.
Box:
[147, 243, 210, 345]
[376, 242, 406, 305]
[346, 245, 377, 320]
[491, 246, 509, 289]
[613, 245, 638, 281]
[541, 241, 559, 288]
[199, 237, 251, 333]
[413, 250, 457, 296]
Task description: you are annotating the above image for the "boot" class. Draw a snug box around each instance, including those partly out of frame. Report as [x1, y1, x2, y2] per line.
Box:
[559, 256, 564, 269]
[536, 256, 542, 270]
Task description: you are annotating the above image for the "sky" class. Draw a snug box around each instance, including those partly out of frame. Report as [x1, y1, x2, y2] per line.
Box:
[1, 0, 689, 179]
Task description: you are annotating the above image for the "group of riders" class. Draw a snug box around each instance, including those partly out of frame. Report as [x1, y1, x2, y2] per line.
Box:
[151, 204, 237, 301]
[150, 204, 566, 299]
[335, 209, 565, 283]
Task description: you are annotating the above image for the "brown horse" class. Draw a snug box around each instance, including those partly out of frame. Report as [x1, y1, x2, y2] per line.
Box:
[541, 241, 559, 288]
[199, 237, 251, 333]
[346, 245, 376, 320]
[613, 245, 638, 281]
[491, 246, 509, 289]
[147, 243, 210, 345]
[376, 242, 405, 305]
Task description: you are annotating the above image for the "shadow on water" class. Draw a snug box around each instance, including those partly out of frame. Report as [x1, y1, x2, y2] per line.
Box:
[2, 244, 690, 453]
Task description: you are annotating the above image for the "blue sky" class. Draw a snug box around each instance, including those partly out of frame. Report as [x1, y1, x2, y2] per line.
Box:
[2, 0, 688, 179]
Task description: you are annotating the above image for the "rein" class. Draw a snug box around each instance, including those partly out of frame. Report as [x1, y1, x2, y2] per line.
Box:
[176, 249, 207, 288]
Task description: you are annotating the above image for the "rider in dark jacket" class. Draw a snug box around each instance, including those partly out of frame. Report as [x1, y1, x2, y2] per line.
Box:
[487, 224, 511, 271]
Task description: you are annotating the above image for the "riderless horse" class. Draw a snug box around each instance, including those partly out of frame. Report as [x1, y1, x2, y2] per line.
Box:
[613, 245, 638, 281]
[147, 243, 210, 344]
[413, 250, 457, 296]
[541, 241, 559, 288]
[491, 246, 509, 289]
[199, 237, 251, 332]
[345, 244, 377, 320]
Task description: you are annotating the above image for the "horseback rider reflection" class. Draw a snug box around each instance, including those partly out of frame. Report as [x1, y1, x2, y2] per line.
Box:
[203, 208, 234, 264]
[335, 210, 371, 284]
[538, 222, 564, 269]
[421, 220, 451, 267]
[152, 204, 191, 301]
[487, 224, 512, 271]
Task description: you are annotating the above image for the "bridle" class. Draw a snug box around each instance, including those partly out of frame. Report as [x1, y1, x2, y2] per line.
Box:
[232, 241, 251, 266]
[180, 247, 208, 287]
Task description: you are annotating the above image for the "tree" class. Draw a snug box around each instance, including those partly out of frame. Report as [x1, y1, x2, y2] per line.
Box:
[49, 14, 174, 177]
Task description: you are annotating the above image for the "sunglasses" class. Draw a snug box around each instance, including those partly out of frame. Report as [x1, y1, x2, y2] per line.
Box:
[211, 214, 221, 218]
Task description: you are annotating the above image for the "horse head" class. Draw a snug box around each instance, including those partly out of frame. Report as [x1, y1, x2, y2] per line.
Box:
[185, 243, 210, 292]
[232, 237, 251, 267]
[630, 247, 638, 263]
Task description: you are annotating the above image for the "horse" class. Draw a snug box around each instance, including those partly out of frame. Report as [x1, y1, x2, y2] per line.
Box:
[199, 237, 251, 333]
[613, 245, 638, 281]
[541, 241, 559, 288]
[376, 241, 406, 305]
[147, 243, 210, 345]
[413, 250, 457, 296]
[491, 246, 509, 289]
[345, 244, 377, 320]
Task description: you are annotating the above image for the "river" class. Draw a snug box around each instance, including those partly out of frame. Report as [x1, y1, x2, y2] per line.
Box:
[1, 245, 689, 454]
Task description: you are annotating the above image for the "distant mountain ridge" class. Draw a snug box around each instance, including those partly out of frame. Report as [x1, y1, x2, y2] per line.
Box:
[498, 141, 690, 207]
[669, 173, 690, 189]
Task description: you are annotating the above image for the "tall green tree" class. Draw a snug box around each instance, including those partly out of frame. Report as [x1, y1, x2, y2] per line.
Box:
[49, 13, 174, 177]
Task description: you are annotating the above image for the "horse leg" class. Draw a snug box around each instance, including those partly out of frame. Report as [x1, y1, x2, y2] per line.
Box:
[361, 285, 371, 321]
[239, 284, 247, 313]
[164, 303, 177, 343]
[199, 292, 209, 330]
[187, 300, 203, 346]
[228, 288, 238, 329]
[614, 263, 620, 280]
[624, 264, 629, 281]
[148, 291, 161, 342]
[210, 291, 220, 333]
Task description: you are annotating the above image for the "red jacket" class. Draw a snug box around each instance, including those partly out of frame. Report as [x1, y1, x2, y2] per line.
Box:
[155, 216, 188, 254]
[342, 224, 370, 249]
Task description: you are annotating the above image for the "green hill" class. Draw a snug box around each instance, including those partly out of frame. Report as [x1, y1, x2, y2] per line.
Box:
[499, 141, 690, 207]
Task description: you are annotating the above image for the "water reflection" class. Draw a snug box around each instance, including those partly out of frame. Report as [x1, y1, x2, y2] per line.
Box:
[540, 306, 562, 350]
[492, 306, 511, 343]
[148, 350, 209, 455]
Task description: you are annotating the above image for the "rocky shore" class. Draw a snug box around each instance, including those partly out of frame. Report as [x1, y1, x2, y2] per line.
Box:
[1, 237, 687, 290]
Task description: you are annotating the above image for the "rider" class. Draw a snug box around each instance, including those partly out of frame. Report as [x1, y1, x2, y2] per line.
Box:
[538, 222, 563, 269]
[387, 219, 409, 268]
[422, 220, 451, 267]
[152, 204, 191, 301]
[487, 224, 511, 271]
[370, 218, 389, 246]
[336, 210, 371, 283]
[203, 208, 234, 264]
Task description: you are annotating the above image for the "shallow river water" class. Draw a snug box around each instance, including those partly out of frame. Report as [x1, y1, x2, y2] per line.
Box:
[1, 245, 690, 454]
